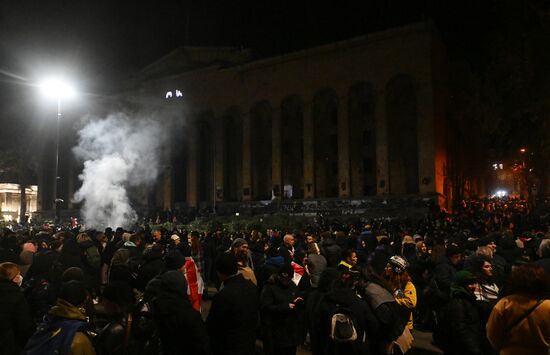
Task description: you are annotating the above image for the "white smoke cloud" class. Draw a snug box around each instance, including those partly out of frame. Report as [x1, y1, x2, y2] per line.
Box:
[72, 112, 164, 229]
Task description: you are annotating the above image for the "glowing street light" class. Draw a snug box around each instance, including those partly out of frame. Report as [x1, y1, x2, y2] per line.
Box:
[39, 78, 76, 225]
[520, 148, 527, 153]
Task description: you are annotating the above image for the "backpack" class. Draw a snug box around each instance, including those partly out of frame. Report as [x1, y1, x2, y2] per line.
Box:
[22, 317, 88, 355]
[329, 305, 358, 343]
[363, 282, 409, 343]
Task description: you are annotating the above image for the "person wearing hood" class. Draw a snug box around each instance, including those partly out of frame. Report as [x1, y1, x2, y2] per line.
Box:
[22, 280, 95, 355]
[260, 263, 306, 355]
[135, 243, 164, 292]
[318, 270, 378, 355]
[23, 250, 63, 322]
[255, 247, 285, 293]
[151, 270, 211, 355]
[435, 270, 484, 355]
[206, 253, 258, 355]
[319, 231, 342, 268]
[0, 262, 34, 355]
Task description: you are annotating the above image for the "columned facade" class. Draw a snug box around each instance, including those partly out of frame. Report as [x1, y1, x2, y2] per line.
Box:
[127, 22, 449, 209]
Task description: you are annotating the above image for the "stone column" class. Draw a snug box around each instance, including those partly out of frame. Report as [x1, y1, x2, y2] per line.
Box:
[242, 112, 252, 201]
[338, 95, 350, 198]
[375, 87, 389, 194]
[186, 122, 199, 208]
[214, 116, 224, 203]
[416, 84, 436, 194]
[272, 106, 282, 199]
[303, 101, 315, 198]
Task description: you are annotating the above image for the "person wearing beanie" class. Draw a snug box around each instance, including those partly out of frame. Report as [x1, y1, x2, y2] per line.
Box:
[384, 256, 417, 330]
[432, 243, 464, 304]
[165, 248, 204, 312]
[435, 270, 485, 355]
[260, 263, 306, 355]
[22, 280, 95, 355]
[62, 267, 85, 283]
[206, 253, 259, 355]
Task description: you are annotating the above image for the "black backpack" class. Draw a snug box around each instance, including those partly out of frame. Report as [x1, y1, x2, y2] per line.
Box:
[22, 317, 88, 355]
[329, 304, 358, 343]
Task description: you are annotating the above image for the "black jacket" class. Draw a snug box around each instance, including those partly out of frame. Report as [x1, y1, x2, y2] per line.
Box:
[433, 257, 459, 296]
[260, 276, 306, 350]
[135, 251, 164, 292]
[320, 239, 342, 268]
[438, 291, 484, 355]
[317, 287, 379, 355]
[206, 274, 259, 355]
[0, 280, 35, 355]
[151, 271, 211, 355]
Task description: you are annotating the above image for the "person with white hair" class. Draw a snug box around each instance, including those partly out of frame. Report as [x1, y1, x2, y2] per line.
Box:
[534, 239, 550, 274]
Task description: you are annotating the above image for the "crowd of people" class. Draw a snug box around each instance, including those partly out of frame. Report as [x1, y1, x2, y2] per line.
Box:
[1, 197, 549, 355]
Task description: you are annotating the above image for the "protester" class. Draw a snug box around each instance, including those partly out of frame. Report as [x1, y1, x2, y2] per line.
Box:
[150, 271, 211, 355]
[22, 280, 95, 355]
[486, 264, 550, 355]
[0, 262, 35, 355]
[260, 263, 306, 355]
[206, 253, 259, 355]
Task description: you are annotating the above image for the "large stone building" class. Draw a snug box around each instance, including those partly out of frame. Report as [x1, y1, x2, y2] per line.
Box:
[118, 22, 451, 213]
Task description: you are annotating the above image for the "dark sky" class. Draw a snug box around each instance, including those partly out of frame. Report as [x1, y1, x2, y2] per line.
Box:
[0, 0, 497, 151]
[0, 1, 493, 93]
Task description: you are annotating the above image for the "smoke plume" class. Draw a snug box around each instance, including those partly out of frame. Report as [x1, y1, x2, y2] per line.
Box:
[73, 113, 164, 229]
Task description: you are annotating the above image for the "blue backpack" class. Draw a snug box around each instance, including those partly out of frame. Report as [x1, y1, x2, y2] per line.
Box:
[22, 317, 88, 355]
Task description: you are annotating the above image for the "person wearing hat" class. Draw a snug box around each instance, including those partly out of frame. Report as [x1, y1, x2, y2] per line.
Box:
[434, 270, 485, 355]
[206, 253, 259, 355]
[432, 243, 464, 303]
[384, 255, 417, 330]
[170, 234, 181, 246]
[260, 263, 306, 355]
[165, 247, 204, 312]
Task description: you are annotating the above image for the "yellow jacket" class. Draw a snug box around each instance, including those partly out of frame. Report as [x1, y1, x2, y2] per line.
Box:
[48, 299, 96, 355]
[394, 281, 417, 329]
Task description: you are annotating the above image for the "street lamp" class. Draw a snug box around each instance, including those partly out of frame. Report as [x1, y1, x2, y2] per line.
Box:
[39, 79, 76, 225]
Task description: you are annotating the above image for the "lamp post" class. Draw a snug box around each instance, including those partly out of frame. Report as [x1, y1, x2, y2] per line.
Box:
[40, 79, 75, 225]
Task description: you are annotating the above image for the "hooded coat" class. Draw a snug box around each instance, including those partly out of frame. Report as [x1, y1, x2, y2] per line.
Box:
[206, 273, 259, 355]
[317, 287, 379, 355]
[151, 271, 211, 355]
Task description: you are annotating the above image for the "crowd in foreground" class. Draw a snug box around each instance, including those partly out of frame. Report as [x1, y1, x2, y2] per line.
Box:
[1, 198, 550, 355]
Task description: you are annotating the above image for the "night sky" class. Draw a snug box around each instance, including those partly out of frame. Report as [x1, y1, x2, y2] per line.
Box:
[0, 1, 493, 92]
[0, 0, 500, 152]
